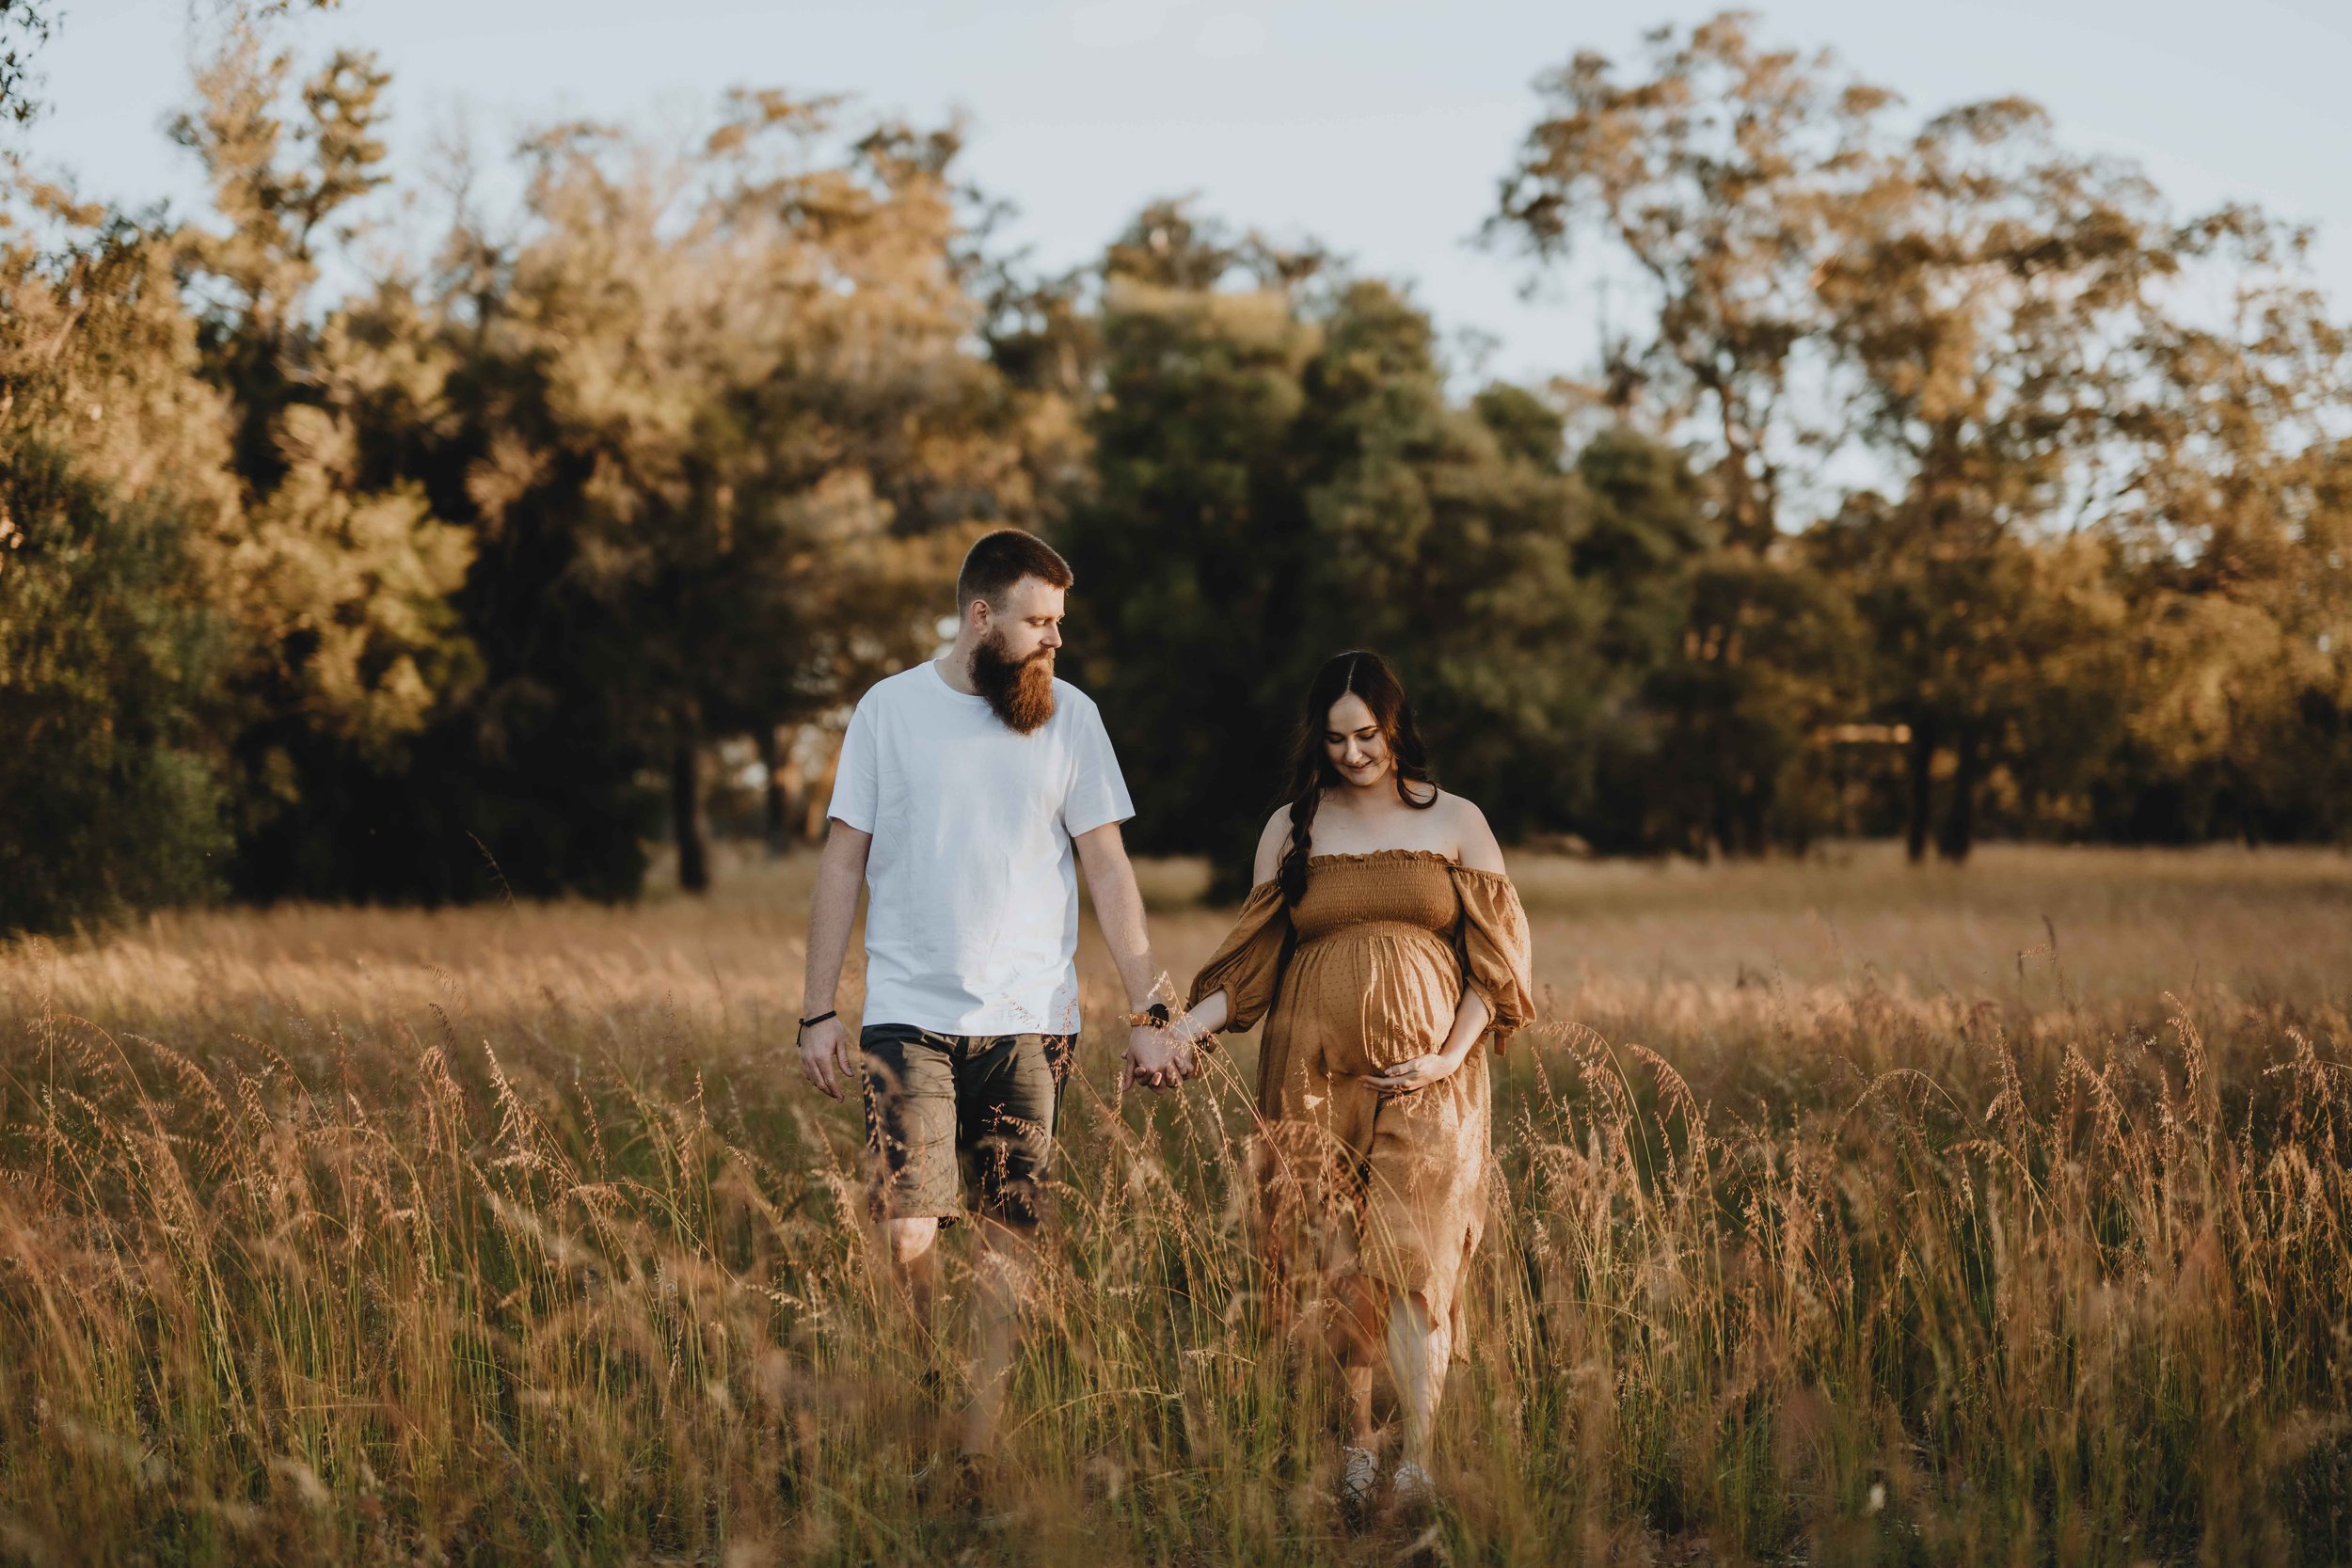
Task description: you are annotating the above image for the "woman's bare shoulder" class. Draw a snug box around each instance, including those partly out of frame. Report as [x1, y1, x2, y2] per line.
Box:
[1433, 790, 1506, 872]
[1252, 806, 1293, 884]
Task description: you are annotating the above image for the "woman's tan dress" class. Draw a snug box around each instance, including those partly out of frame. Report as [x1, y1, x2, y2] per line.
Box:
[1188, 849, 1535, 1347]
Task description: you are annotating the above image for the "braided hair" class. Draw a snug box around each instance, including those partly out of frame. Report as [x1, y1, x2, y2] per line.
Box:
[1276, 651, 1438, 906]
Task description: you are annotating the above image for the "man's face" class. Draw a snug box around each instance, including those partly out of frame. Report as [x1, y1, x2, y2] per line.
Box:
[969, 576, 1067, 734]
[977, 577, 1066, 665]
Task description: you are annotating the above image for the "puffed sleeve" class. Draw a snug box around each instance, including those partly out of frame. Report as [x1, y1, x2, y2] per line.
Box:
[1451, 866, 1535, 1047]
[1186, 879, 1292, 1031]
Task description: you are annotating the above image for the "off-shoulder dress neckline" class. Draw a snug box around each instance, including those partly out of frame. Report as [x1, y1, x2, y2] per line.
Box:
[1295, 847, 1513, 880]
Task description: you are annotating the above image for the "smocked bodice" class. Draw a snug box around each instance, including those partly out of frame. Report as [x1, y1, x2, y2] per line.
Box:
[1289, 849, 1465, 945]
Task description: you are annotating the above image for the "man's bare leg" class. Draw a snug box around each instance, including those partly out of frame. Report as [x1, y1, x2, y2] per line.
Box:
[963, 1216, 1033, 1456]
[871, 1214, 943, 1328]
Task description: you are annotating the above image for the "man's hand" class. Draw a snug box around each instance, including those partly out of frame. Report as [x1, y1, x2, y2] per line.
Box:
[1121, 1023, 1192, 1092]
[799, 823, 869, 1100]
[798, 1015, 857, 1100]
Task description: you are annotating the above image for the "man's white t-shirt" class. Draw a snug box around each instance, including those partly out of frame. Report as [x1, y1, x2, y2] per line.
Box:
[826, 660, 1135, 1036]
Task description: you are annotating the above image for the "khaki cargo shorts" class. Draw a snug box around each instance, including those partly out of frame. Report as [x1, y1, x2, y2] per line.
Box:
[858, 1023, 1074, 1228]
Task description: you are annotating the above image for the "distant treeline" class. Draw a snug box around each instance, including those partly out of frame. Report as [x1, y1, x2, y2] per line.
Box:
[3, 11, 2347, 933]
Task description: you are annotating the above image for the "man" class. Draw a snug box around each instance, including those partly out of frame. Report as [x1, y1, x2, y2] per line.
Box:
[796, 527, 1191, 1455]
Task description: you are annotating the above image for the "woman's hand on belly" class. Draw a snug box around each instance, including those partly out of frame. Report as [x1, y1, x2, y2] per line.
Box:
[1365, 1041, 1472, 1097]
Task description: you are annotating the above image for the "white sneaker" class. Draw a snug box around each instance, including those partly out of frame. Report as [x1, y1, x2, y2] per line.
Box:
[1338, 1445, 1379, 1513]
[1391, 1458, 1435, 1510]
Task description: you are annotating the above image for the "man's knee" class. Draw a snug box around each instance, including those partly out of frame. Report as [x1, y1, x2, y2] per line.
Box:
[877, 1215, 941, 1267]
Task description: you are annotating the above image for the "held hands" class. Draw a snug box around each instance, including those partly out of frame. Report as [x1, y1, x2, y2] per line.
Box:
[1121, 1021, 1195, 1092]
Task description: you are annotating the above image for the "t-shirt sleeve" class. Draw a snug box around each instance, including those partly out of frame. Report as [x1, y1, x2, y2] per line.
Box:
[1061, 699, 1136, 837]
[826, 700, 881, 833]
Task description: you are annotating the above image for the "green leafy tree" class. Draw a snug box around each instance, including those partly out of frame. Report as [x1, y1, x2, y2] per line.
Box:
[0, 193, 242, 933]
[1491, 14, 1884, 550]
[168, 24, 479, 895]
[1496, 12, 2347, 859]
[2101, 216, 2352, 841]
[1291, 280, 1617, 840]
[1057, 219, 1324, 895]
[1064, 204, 1683, 891]
[423, 94, 1045, 894]
[1489, 15, 1883, 852]
[1817, 100, 2193, 860]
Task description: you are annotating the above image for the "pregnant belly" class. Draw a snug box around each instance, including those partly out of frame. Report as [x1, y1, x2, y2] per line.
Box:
[1282, 926, 1461, 1075]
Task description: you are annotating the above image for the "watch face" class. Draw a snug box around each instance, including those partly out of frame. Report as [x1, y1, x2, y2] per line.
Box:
[1147, 1004, 1172, 1022]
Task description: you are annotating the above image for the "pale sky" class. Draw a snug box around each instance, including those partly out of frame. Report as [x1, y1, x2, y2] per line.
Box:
[17, 0, 2352, 388]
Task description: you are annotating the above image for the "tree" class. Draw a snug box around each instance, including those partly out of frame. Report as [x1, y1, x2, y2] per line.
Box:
[0, 0, 51, 129]
[1816, 99, 2191, 860]
[168, 25, 480, 897]
[1063, 203, 1671, 892]
[0, 190, 243, 934]
[2100, 214, 2352, 842]
[1292, 280, 1619, 842]
[419, 93, 1044, 895]
[1488, 15, 1887, 851]
[1494, 13, 2347, 859]
[1491, 13, 1886, 550]
[1057, 212, 1325, 895]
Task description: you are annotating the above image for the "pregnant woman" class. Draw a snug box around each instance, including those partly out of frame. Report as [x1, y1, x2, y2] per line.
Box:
[1165, 650, 1534, 1511]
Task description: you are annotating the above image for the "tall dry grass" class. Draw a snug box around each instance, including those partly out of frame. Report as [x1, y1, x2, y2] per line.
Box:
[1, 844, 2348, 1565]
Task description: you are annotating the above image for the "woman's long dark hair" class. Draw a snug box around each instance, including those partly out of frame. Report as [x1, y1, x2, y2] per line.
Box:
[1277, 651, 1438, 905]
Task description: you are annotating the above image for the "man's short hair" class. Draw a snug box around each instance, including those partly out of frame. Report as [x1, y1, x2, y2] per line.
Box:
[957, 529, 1074, 612]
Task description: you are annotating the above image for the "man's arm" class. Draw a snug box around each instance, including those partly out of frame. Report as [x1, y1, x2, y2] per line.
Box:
[1072, 822, 1189, 1089]
[797, 820, 871, 1099]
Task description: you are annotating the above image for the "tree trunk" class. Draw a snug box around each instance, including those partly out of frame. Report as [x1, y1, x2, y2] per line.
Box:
[1739, 779, 1770, 859]
[757, 726, 787, 858]
[673, 739, 709, 893]
[1936, 732, 1979, 863]
[1904, 717, 1938, 864]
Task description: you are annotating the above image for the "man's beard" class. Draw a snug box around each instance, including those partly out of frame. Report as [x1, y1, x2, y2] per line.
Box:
[970, 631, 1057, 735]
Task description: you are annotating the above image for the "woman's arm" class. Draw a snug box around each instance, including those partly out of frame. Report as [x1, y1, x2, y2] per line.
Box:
[1170, 988, 1231, 1051]
[1168, 810, 1292, 1051]
[1364, 988, 1490, 1093]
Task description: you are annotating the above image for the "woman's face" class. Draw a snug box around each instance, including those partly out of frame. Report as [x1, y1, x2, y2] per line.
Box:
[1323, 692, 1392, 791]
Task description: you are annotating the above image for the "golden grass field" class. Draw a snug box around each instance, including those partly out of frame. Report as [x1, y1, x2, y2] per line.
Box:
[3, 843, 2349, 1565]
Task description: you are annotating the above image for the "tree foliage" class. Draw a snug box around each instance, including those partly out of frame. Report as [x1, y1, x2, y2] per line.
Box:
[1495, 12, 2352, 860]
[0, 196, 239, 932]
[3, 7, 2348, 935]
[1062, 206, 1704, 892]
